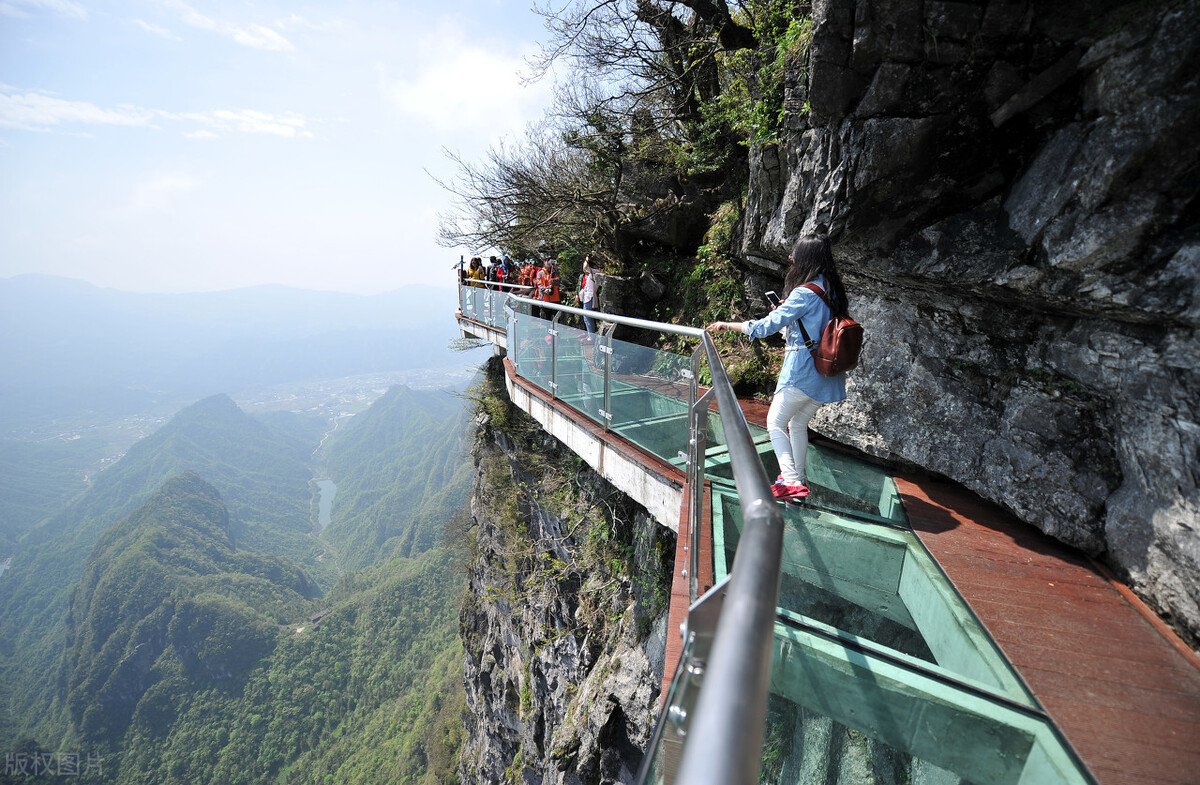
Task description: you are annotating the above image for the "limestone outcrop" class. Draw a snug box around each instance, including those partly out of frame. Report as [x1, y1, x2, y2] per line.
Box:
[740, 0, 1200, 641]
[458, 360, 672, 784]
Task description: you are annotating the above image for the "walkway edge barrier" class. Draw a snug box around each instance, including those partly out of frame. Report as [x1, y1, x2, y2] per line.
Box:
[668, 334, 784, 785]
[502, 292, 784, 784]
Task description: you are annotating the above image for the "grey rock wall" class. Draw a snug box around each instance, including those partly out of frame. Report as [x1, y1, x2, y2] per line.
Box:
[459, 371, 672, 784]
[740, 0, 1200, 641]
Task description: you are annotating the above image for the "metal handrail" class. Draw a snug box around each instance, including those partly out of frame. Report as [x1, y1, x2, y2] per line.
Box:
[483, 280, 535, 292]
[672, 334, 784, 784]
[505, 293, 706, 340]
[460, 281, 783, 784]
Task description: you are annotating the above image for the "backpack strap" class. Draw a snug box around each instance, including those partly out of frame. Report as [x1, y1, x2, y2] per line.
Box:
[802, 282, 833, 311]
[796, 319, 817, 350]
[795, 282, 831, 351]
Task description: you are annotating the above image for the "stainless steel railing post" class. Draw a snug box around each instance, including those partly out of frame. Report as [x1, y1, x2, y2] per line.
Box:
[550, 311, 561, 399]
[600, 322, 617, 431]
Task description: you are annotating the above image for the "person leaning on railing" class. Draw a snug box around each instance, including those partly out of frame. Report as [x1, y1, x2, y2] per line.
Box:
[707, 235, 849, 501]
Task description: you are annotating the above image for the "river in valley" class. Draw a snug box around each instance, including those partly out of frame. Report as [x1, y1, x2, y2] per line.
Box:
[316, 479, 337, 530]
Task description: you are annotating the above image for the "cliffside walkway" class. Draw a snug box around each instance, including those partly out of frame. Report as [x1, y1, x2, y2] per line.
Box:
[456, 284, 1200, 785]
[894, 475, 1200, 785]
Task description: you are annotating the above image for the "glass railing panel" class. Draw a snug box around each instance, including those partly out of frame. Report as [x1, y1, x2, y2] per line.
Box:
[553, 321, 606, 425]
[511, 312, 554, 394]
[488, 288, 513, 329]
[605, 334, 693, 462]
[712, 488, 1033, 702]
[461, 285, 483, 322]
[496, 289, 509, 328]
[635, 636, 696, 785]
[475, 286, 490, 324]
[763, 620, 1091, 785]
[480, 287, 498, 327]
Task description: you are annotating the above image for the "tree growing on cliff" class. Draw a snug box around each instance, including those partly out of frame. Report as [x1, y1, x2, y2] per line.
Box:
[435, 115, 624, 259]
[436, 0, 805, 266]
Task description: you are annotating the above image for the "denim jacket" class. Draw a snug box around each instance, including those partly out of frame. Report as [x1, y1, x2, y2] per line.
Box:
[744, 275, 847, 403]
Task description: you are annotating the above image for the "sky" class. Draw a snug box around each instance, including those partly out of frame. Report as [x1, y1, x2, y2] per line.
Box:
[0, 0, 556, 294]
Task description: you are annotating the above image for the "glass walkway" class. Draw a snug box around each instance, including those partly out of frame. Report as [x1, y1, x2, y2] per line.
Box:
[458, 283, 1094, 784]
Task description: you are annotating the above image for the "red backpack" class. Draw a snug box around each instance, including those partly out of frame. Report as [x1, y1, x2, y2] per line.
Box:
[796, 283, 864, 376]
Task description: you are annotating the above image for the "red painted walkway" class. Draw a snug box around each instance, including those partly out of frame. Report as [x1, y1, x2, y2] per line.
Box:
[896, 474, 1200, 785]
[662, 479, 713, 703]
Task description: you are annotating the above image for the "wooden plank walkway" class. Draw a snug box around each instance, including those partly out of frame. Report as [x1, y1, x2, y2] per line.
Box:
[662, 479, 714, 703]
[895, 474, 1200, 785]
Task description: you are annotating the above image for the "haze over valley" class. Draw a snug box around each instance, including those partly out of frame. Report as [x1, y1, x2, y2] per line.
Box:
[0, 275, 485, 551]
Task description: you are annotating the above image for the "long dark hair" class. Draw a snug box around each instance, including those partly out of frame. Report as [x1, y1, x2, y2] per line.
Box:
[782, 235, 848, 316]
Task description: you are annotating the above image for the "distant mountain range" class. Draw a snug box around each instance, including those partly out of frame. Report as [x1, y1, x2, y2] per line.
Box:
[0, 275, 466, 425]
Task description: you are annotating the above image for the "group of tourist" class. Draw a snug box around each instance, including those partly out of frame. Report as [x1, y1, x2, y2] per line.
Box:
[461, 255, 518, 289]
[460, 234, 850, 503]
[460, 254, 599, 340]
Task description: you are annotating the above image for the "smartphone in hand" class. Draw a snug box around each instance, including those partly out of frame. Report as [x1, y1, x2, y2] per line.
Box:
[765, 290, 781, 308]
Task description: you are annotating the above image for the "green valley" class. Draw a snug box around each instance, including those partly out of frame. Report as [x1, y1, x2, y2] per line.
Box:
[0, 382, 474, 784]
[323, 386, 474, 570]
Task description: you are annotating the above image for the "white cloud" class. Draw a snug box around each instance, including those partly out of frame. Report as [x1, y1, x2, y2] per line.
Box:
[194, 109, 311, 138]
[160, 0, 295, 51]
[378, 27, 551, 138]
[132, 19, 178, 40]
[0, 86, 312, 139]
[277, 13, 334, 32]
[129, 172, 200, 212]
[0, 0, 86, 20]
[0, 90, 154, 131]
[231, 24, 294, 52]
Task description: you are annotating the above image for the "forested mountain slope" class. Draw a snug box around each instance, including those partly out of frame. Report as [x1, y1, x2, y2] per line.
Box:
[1, 387, 472, 783]
[62, 473, 316, 755]
[56, 475, 463, 785]
[324, 385, 474, 570]
[0, 437, 108, 552]
[0, 394, 326, 745]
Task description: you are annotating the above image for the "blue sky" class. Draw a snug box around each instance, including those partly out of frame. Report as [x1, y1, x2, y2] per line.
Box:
[0, 0, 554, 294]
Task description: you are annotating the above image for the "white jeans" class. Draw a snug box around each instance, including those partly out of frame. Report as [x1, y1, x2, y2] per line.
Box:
[767, 385, 822, 485]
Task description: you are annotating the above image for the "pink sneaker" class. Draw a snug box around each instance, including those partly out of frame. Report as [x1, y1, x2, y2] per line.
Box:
[771, 482, 810, 500]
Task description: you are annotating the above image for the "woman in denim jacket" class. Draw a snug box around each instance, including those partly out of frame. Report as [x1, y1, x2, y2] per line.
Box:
[708, 235, 849, 500]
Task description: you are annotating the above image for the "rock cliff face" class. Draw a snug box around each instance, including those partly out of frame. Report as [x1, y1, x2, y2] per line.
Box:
[740, 0, 1200, 641]
[459, 360, 673, 784]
